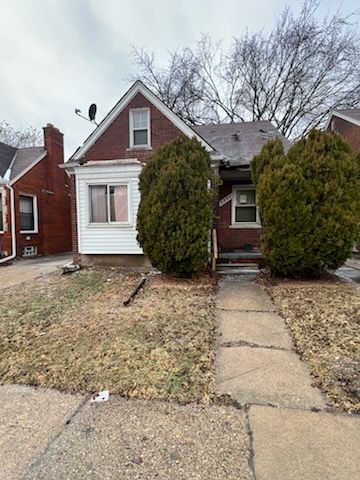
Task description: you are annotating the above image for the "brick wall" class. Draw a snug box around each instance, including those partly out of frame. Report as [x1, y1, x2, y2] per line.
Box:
[328, 116, 360, 152]
[218, 181, 261, 252]
[0, 125, 71, 258]
[83, 92, 183, 163]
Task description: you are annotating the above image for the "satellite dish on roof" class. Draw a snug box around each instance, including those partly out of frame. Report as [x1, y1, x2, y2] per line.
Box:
[89, 104, 97, 122]
[74, 103, 99, 126]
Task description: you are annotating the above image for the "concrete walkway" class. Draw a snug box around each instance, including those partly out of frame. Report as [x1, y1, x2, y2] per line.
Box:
[0, 253, 71, 289]
[216, 276, 360, 480]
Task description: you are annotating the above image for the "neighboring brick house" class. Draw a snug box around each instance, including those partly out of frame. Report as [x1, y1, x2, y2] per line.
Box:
[326, 109, 360, 152]
[326, 109, 360, 252]
[0, 124, 71, 261]
[62, 80, 288, 268]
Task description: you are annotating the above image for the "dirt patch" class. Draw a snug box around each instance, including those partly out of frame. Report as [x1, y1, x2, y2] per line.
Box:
[0, 269, 216, 404]
[263, 278, 360, 413]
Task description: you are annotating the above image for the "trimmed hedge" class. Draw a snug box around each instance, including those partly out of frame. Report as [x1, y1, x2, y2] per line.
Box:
[137, 135, 214, 277]
[252, 130, 360, 277]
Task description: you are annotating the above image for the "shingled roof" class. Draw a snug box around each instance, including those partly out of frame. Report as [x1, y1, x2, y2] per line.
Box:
[193, 121, 290, 167]
[0, 142, 45, 181]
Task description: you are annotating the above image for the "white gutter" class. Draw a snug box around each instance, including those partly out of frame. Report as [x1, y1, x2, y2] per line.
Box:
[0, 183, 16, 264]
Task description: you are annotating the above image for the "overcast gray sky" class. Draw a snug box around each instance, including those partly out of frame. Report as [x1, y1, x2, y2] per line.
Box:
[0, 0, 357, 157]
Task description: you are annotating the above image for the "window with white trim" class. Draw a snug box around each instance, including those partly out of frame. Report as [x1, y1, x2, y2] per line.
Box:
[232, 186, 259, 225]
[129, 109, 150, 148]
[19, 194, 37, 232]
[0, 192, 3, 232]
[89, 184, 129, 224]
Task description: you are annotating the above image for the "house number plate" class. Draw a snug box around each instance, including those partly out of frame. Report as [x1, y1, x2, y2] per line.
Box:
[219, 194, 232, 207]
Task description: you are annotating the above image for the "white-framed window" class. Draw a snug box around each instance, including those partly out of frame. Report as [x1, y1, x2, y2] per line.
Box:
[129, 108, 151, 148]
[231, 185, 260, 228]
[0, 191, 4, 233]
[89, 184, 130, 224]
[19, 194, 38, 233]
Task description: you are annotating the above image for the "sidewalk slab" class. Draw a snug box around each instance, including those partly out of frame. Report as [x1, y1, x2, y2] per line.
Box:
[0, 384, 84, 480]
[218, 310, 293, 349]
[249, 405, 360, 480]
[217, 282, 276, 312]
[217, 346, 325, 409]
[23, 397, 253, 480]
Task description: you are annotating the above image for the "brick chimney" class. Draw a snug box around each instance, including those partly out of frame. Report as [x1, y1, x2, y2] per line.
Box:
[43, 123, 64, 191]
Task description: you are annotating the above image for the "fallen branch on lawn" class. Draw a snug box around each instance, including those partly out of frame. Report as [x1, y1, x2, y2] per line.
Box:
[123, 276, 147, 306]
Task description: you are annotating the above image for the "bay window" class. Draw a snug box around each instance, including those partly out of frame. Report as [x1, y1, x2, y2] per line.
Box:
[89, 184, 129, 224]
[232, 186, 259, 226]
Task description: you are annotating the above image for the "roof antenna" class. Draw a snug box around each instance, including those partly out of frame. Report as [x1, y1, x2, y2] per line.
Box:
[75, 103, 98, 126]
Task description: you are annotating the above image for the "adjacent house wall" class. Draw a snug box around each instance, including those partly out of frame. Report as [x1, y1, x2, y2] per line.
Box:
[0, 125, 71, 258]
[328, 116, 360, 151]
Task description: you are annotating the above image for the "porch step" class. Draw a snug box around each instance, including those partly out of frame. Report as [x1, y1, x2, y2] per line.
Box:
[219, 251, 262, 260]
[216, 263, 260, 275]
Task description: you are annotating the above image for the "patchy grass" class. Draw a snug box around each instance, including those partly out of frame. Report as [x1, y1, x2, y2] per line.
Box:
[0, 270, 216, 404]
[267, 277, 360, 413]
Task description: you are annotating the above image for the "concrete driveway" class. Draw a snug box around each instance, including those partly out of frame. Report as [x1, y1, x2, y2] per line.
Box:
[0, 253, 72, 289]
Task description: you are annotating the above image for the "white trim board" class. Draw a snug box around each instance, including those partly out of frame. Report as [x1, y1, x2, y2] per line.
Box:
[325, 111, 360, 130]
[70, 80, 214, 161]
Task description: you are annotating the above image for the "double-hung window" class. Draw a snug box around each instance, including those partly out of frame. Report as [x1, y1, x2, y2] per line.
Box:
[0, 192, 3, 232]
[232, 186, 259, 226]
[129, 108, 150, 148]
[89, 184, 129, 224]
[19, 194, 37, 233]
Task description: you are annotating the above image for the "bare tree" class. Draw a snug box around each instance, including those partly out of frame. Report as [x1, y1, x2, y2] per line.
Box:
[132, 0, 360, 138]
[0, 121, 42, 148]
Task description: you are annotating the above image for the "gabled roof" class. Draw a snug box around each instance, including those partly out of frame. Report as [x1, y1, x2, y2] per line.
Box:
[327, 109, 360, 128]
[0, 142, 17, 177]
[0, 141, 46, 184]
[70, 80, 215, 161]
[194, 121, 290, 167]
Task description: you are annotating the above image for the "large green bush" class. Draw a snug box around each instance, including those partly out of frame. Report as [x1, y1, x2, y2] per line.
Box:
[252, 130, 360, 277]
[137, 135, 214, 277]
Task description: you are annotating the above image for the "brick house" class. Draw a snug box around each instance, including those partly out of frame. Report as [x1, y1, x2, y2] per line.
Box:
[326, 109, 360, 252]
[0, 124, 71, 261]
[62, 80, 288, 268]
[326, 109, 360, 152]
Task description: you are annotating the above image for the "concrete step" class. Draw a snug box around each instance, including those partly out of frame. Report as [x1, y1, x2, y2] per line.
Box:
[217, 265, 260, 275]
[217, 262, 259, 268]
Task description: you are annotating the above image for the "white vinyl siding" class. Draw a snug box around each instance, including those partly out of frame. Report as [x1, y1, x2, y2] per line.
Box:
[75, 164, 143, 254]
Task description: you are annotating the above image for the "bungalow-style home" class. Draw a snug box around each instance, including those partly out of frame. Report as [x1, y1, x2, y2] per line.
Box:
[0, 124, 71, 262]
[62, 80, 289, 269]
[326, 109, 360, 152]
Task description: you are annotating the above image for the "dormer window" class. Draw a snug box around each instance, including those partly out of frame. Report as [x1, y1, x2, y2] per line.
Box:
[129, 108, 151, 148]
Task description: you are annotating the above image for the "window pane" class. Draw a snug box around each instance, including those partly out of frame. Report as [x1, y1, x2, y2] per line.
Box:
[0, 193, 3, 231]
[236, 189, 255, 205]
[110, 185, 128, 222]
[19, 196, 34, 230]
[132, 110, 148, 129]
[90, 185, 107, 223]
[133, 129, 148, 146]
[235, 206, 257, 223]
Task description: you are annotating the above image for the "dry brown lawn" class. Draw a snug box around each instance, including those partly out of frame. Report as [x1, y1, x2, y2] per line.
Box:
[0, 269, 216, 404]
[266, 276, 360, 413]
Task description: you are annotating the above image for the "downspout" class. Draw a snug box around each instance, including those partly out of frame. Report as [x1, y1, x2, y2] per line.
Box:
[0, 183, 16, 264]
